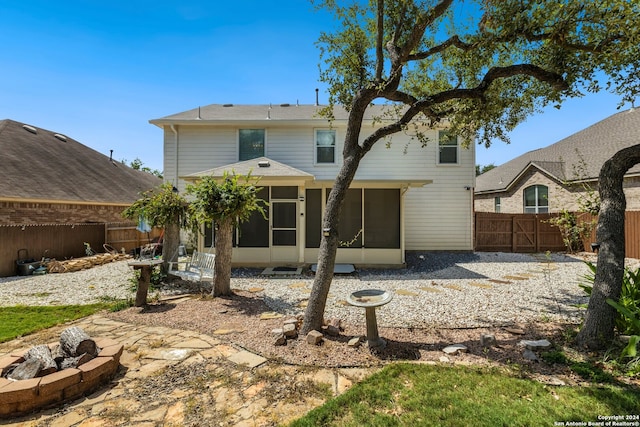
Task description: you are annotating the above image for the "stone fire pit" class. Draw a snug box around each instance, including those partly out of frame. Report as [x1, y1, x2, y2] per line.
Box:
[0, 334, 123, 418]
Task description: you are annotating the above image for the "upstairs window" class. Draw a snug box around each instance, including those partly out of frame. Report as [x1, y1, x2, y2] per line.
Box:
[438, 131, 459, 164]
[315, 129, 336, 164]
[239, 129, 265, 161]
[523, 185, 548, 213]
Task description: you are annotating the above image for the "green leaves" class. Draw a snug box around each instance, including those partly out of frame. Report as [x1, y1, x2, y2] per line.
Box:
[315, 0, 640, 147]
[186, 172, 267, 234]
[122, 182, 188, 228]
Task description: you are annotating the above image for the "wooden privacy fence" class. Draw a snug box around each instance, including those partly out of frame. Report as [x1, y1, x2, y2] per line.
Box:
[105, 222, 163, 254]
[475, 211, 640, 259]
[475, 212, 566, 253]
[0, 223, 162, 277]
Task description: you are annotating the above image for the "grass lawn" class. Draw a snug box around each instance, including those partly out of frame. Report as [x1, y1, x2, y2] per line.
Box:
[0, 304, 114, 343]
[290, 363, 640, 427]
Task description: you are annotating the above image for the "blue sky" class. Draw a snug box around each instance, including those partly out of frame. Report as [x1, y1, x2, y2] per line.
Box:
[0, 1, 631, 173]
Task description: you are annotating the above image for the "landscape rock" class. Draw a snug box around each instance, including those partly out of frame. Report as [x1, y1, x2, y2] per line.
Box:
[271, 328, 284, 337]
[273, 334, 286, 346]
[480, 334, 496, 347]
[519, 339, 551, 350]
[306, 330, 324, 345]
[283, 323, 298, 339]
[325, 317, 343, 330]
[523, 348, 539, 361]
[347, 337, 361, 348]
[442, 344, 468, 355]
[325, 325, 340, 337]
[283, 318, 298, 327]
[544, 376, 566, 386]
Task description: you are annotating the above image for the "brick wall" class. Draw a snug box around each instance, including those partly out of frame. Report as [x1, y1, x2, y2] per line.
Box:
[475, 171, 640, 213]
[0, 201, 128, 225]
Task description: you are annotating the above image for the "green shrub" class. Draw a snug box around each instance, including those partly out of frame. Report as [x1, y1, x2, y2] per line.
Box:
[580, 261, 640, 359]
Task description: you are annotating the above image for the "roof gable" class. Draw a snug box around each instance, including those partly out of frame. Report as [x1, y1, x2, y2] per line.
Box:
[0, 119, 162, 204]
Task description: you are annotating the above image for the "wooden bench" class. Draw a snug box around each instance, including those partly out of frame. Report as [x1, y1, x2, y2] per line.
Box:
[168, 250, 215, 282]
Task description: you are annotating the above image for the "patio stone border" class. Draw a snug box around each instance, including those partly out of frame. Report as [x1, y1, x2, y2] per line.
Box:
[0, 337, 123, 418]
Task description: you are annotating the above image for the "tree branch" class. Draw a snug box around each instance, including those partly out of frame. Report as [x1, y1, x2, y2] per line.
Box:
[408, 27, 623, 63]
[408, 35, 475, 61]
[415, 63, 568, 107]
[396, 0, 453, 63]
[375, 0, 384, 81]
[359, 63, 568, 154]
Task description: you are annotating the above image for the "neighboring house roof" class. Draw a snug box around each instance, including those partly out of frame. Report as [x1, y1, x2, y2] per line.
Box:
[0, 119, 162, 204]
[476, 108, 640, 194]
[183, 157, 314, 181]
[150, 103, 405, 125]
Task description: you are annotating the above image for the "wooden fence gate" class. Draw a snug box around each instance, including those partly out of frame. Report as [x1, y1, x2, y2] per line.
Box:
[475, 212, 570, 253]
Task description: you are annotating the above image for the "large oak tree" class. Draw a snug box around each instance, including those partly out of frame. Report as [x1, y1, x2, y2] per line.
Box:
[301, 0, 640, 335]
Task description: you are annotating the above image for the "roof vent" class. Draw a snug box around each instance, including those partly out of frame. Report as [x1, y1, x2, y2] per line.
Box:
[223, 104, 233, 107]
[22, 124, 37, 134]
[53, 133, 67, 142]
[280, 103, 290, 107]
[258, 160, 270, 168]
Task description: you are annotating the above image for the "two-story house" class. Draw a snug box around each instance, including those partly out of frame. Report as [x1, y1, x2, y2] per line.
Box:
[150, 104, 475, 266]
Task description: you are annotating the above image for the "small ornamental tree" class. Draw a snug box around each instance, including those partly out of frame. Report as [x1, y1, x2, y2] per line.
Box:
[187, 173, 266, 297]
[122, 183, 189, 272]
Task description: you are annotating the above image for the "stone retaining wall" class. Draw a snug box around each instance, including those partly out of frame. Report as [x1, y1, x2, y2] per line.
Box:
[0, 337, 123, 418]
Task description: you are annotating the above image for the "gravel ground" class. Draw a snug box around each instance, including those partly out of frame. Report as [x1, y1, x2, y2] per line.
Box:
[6, 251, 636, 368]
[227, 251, 595, 328]
[1, 251, 627, 328]
[0, 260, 136, 306]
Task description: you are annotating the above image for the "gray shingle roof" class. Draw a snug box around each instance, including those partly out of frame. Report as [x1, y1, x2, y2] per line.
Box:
[150, 103, 396, 125]
[476, 108, 640, 193]
[183, 157, 314, 180]
[0, 119, 162, 204]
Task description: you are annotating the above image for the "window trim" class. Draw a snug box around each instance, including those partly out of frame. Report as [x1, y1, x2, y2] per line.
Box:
[523, 185, 549, 213]
[237, 128, 266, 161]
[314, 128, 336, 165]
[437, 130, 459, 165]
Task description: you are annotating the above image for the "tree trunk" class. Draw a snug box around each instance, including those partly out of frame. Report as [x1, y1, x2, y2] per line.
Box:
[162, 216, 181, 274]
[213, 218, 234, 297]
[302, 153, 364, 334]
[576, 143, 640, 349]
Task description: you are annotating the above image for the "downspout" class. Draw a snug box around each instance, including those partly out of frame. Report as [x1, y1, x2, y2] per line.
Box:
[169, 125, 179, 189]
